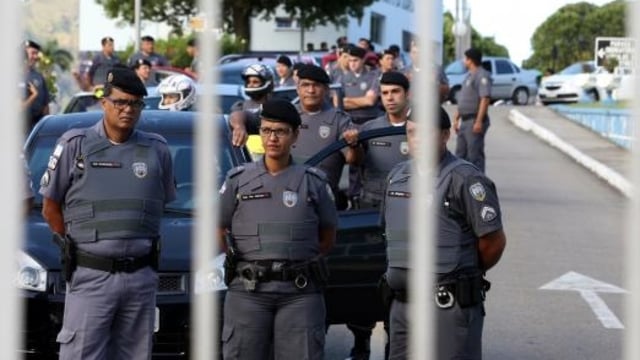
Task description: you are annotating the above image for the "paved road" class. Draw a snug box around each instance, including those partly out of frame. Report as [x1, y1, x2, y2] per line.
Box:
[323, 105, 626, 360]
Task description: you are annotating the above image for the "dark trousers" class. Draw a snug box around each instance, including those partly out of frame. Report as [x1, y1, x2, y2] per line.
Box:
[455, 117, 490, 173]
[388, 300, 484, 360]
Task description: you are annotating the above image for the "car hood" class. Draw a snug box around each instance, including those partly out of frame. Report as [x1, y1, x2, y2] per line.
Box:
[542, 73, 595, 86]
[24, 210, 193, 271]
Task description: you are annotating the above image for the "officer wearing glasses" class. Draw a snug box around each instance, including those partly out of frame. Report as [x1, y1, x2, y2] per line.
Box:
[219, 99, 337, 360]
[40, 66, 176, 359]
[380, 107, 506, 359]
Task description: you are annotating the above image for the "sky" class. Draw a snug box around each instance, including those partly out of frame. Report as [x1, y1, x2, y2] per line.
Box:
[442, 0, 613, 65]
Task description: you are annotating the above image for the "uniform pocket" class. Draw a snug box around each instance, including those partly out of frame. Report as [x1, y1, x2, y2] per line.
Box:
[221, 324, 239, 359]
[56, 328, 76, 344]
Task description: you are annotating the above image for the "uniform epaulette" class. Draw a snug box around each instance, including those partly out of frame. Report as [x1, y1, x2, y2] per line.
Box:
[228, 165, 246, 178]
[305, 166, 328, 181]
[59, 128, 87, 143]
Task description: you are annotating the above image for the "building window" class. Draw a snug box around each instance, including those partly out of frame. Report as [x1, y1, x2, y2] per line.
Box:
[370, 13, 385, 45]
[275, 17, 299, 30]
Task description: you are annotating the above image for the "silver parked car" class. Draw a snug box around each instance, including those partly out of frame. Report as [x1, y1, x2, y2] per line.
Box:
[445, 56, 541, 105]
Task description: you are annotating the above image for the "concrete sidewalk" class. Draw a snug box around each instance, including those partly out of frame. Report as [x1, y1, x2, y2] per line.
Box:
[508, 106, 632, 197]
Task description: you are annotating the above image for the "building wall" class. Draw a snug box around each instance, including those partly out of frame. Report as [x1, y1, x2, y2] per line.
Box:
[346, 0, 443, 61]
[250, 7, 345, 52]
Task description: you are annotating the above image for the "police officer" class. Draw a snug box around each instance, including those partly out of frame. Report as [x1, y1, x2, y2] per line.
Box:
[453, 48, 492, 173]
[133, 58, 158, 87]
[403, 40, 450, 104]
[39, 66, 176, 359]
[357, 71, 411, 209]
[219, 99, 337, 360]
[275, 55, 296, 87]
[341, 45, 383, 208]
[381, 107, 506, 359]
[23, 40, 50, 133]
[87, 36, 122, 87]
[127, 35, 169, 67]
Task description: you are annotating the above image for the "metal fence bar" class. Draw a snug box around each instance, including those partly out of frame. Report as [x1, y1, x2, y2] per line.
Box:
[623, 1, 640, 359]
[1, 0, 23, 357]
[410, 0, 437, 359]
[192, 0, 220, 359]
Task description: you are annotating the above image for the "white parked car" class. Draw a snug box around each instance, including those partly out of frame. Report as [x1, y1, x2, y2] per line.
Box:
[538, 61, 600, 104]
[445, 56, 540, 105]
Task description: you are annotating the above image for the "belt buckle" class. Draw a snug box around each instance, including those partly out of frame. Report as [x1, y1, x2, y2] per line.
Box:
[435, 285, 455, 309]
[113, 257, 135, 273]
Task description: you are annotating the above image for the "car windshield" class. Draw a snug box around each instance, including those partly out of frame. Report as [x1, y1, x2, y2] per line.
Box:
[445, 60, 467, 75]
[26, 130, 235, 212]
[560, 62, 595, 75]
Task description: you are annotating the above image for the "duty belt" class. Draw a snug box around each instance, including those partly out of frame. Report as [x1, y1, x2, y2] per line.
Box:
[393, 274, 490, 308]
[461, 114, 477, 121]
[75, 250, 153, 273]
[237, 260, 310, 291]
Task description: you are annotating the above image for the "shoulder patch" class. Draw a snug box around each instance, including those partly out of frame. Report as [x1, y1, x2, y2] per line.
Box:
[227, 165, 245, 179]
[305, 166, 328, 181]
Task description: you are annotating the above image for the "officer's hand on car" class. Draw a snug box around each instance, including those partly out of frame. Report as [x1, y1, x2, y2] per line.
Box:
[229, 111, 249, 147]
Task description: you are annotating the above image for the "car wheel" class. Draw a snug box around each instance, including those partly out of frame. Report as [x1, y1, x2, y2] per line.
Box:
[449, 86, 461, 105]
[512, 87, 529, 105]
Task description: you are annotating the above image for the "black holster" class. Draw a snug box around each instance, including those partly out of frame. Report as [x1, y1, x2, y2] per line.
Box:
[151, 237, 161, 271]
[52, 234, 76, 283]
[378, 275, 394, 311]
[223, 249, 238, 286]
[454, 273, 490, 308]
[307, 256, 330, 287]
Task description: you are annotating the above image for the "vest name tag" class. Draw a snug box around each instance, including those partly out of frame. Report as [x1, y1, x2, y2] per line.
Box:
[371, 140, 391, 147]
[299, 124, 309, 129]
[388, 191, 410, 198]
[91, 161, 122, 168]
[240, 192, 272, 201]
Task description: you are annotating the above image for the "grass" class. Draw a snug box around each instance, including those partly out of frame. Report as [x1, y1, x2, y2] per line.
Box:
[566, 100, 629, 110]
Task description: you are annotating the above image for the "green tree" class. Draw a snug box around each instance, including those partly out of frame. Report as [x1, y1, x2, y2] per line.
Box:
[95, 0, 375, 52]
[37, 40, 74, 101]
[442, 11, 509, 66]
[524, 0, 626, 72]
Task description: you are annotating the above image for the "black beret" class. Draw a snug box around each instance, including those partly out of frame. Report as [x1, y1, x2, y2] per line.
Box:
[141, 35, 155, 42]
[24, 40, 41, 51]
[132, 58, 152, 69]
[380, 71, 410, 90]
[407, 106, 451, 130]
[347, 46, 366, 59]
[260, 99, 301, 129]
[297, 64, 330, 84]
[105, 67, 148, 96]
[187, 38, 197, 47]
[276, 55, 292, 68]
[292, 62, 308, 72]
[464, 48, 482, 64]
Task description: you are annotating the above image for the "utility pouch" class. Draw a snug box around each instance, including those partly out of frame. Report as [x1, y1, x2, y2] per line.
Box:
[455, 274, 484, 308]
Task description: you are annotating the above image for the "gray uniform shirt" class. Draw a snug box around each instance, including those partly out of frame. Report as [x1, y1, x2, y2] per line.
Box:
[359, 116, 409, 205]
[276, 76, 296, 88]
[457, 67, 492, 116]
[88, 52, 122, 85]
[341, 68, 382, 123]
[128, 51, 169, 67]
[382, 151, 503, 290]
[39, 121, 176, 258]
[291, 104, 354, 191]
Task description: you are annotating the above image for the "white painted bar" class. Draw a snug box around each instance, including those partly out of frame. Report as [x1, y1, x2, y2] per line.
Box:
[409, 1, 437, 359]
[192, 0, 220, 359]
[623, 1, 640, 359]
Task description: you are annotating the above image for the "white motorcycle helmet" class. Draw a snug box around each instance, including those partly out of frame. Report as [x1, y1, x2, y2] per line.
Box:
[241, 64, 274, 98]
[158, 74, 197, 111]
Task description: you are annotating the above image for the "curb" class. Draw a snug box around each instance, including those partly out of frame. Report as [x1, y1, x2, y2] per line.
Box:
[508, 109, 633, 198]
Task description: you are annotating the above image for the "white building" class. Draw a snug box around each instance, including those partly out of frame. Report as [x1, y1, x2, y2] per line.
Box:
[250, 1, 443, 58]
